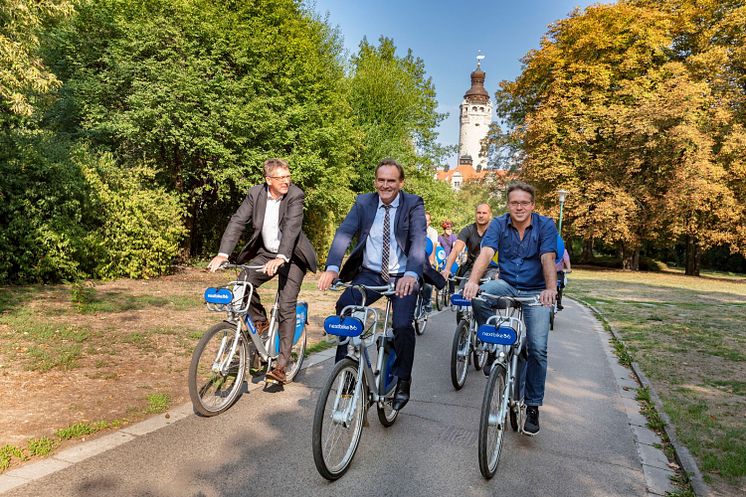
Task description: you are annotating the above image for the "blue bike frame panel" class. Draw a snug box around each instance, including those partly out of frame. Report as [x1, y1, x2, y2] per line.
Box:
[204, 287, 233, 305]
[274, 302, 308, 354]
[477, 324, 517, 345]
[323, 315, 365, 337]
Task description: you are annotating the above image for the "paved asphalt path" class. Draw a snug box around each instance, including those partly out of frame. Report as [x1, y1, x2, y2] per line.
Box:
[4, 299, 647, 497]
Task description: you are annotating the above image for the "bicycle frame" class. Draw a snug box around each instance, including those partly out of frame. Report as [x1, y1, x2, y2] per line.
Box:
[208, 270, 303, 374]
[327, 284, 397, 424]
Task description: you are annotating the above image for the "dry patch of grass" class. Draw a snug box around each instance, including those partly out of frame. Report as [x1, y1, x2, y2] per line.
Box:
[0, 267, 339, 473]
[567, 268, 746, 496]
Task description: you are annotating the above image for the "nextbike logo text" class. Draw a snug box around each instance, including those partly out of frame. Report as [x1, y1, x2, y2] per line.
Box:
[328, 323, 357, 331]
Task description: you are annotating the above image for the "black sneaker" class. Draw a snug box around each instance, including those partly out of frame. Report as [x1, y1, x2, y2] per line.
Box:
[524, 406, 540, 435]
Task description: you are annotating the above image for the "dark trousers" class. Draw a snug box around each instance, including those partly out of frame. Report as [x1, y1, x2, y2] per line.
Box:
[241, 248, 306, 369]
[334, 269, 418, 380]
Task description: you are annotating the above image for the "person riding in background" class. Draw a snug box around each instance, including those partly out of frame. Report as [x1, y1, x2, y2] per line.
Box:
[423, 212, 440, 313]
[463, 181, 558, 436]
[441, 203, 499, 285]
[438, 220, 457, 258]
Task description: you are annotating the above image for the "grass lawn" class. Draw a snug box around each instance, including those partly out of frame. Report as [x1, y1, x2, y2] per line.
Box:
[566, 268, 746, 496]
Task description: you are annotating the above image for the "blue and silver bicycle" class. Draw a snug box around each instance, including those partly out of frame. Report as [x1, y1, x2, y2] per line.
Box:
[476, 292, 541, 478]
[188, 263, 308, 416]
[312, 282, 400, 480]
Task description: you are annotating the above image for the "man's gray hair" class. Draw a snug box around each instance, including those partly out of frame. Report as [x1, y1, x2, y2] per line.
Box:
[263, 158, 289, 177]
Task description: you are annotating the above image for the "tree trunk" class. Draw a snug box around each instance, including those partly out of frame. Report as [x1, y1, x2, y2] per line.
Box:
[580, 238, 593, 263]
[619, 243, 631, 270]
[685, 235, 701, 276]
[631, 248, 640, 271]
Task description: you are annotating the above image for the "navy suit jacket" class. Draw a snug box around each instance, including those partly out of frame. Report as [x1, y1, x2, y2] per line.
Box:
[326, 192, 427, 283]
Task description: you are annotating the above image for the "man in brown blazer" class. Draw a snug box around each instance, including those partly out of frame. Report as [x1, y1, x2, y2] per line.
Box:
[208, 158, 317, 384]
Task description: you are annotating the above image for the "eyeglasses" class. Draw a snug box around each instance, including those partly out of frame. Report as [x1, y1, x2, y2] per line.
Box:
[508, 201, 533, 208]
[267, 175, 291, 181]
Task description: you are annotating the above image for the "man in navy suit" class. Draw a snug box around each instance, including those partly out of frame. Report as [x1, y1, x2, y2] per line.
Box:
[318, 158, 426, 411]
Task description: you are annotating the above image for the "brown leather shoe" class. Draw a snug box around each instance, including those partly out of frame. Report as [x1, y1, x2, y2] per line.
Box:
[266, 367, 287, 384]
[254, 319, 269, 335]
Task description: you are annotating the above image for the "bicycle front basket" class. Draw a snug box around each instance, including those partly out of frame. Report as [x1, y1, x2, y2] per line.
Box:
[477, 324, 517, 345]
[323, 315, 364, 337]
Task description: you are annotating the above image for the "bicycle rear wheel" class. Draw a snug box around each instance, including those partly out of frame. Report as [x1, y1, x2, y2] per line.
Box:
[188, 322, 247, 417]
[478, 363, 508, 479]
[414, 296, 429, 336]
[312, 358, 365, 480]
[450, 320, 470, 390]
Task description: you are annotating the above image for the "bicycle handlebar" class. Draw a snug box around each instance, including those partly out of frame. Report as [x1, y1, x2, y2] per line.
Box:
[330, 280, 396, 296]
[477, 292, 542, 306]
[219, 263, 265, 272]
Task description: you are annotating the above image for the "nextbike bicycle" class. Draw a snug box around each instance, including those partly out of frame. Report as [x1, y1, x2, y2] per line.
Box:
[475, 293, 542, 479]
[188, 263, 308, 416]
[449, 276, 490, 390]
[312, 282, 402, 480]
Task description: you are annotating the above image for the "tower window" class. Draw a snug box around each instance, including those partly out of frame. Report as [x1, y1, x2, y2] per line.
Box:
[475, 123, 479, 126]
[480, 107, 484, 112]
[472, 106, 477, 111]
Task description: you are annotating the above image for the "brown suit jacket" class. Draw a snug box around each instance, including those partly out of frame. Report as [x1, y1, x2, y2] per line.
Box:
[218, 183, 318, 272]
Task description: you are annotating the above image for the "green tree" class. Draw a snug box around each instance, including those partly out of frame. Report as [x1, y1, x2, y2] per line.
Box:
[346, 36, 457, 213]
[0, 0, 72, 115]
[46, 0, 358, 257]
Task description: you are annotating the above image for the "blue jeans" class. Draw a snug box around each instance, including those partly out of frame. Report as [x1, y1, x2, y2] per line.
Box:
[472, 279, 550, 406]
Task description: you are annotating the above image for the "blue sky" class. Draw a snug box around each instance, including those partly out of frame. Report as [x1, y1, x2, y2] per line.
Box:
[308, 0, 599, 166]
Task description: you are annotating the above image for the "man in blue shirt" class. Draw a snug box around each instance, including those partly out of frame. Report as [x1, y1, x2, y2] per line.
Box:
[463, 181, 558, 436]
[318, 158, 429, 411]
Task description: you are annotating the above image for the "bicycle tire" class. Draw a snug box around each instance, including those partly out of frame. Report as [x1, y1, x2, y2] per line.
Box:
[440, 287, 450, 310]
[478, 363, 508, 479]
[284, 329, 306, 383]
[472, 336, 488, 371]
[312, 358, 365, 481]
[434, 289, 443, 311]
[450, 320, 470, 390]
[188, 322, 247, 417]
[414, 300, 429, 336]
[549, 308, 555, 331]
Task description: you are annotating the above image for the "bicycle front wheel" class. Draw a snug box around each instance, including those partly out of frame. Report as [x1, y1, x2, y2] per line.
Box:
[312, 358, 366, 480]
[188, 322, 247, 417]
[284, 329, 306, 383]
[450, 320, 470, 390]
[434, 289, 443, 311]
[479, 363, 508, 479]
